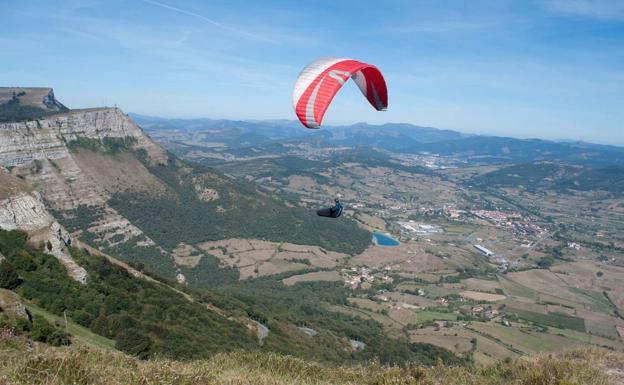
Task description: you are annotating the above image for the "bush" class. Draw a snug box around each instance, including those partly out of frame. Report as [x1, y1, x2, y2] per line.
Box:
[0, 230, 28, 257]
[537, 256, 554, 269]
[30, 314, 70, 346]
[47, 329, 71, 346]
[0, 260, 20, 289]
[115, 328, 151, 359]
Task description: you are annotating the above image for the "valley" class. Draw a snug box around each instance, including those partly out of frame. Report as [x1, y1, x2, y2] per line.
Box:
[0, 87, 623, 369]
[143, 115, 624, 364]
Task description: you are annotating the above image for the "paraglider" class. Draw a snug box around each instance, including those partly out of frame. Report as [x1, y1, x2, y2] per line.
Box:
[316, 197, 344, 218]
[294, 57, 387, 218]
[293, 57, 388, 129]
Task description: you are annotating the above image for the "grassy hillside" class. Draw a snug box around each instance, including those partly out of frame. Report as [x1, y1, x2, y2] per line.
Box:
[0, 339, 622, 385]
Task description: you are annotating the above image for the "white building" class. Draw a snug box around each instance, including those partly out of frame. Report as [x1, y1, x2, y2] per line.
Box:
[474, 244, 494, 257]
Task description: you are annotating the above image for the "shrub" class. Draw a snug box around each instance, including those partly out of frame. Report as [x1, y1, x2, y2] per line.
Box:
[115, 328, 151, 359]
[30, 314, 70, 346]
[0, 260, 20, 289]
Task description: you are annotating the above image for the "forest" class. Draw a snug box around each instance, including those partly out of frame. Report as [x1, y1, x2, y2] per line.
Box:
[0, 229, 463, 366]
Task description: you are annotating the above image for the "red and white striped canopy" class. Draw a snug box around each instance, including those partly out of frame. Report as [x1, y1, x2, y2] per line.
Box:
[293, 57, 388, 129]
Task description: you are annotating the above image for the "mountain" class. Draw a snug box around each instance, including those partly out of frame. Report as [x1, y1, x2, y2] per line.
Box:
[2, 89, 623, 372]
[410, 136, 624, 166]
[0, 88, 463, 366]
[0, 87, 68, 122]
[0, 105, 370, 281]
[470, 161, 624, 195]
[135, 115, 624, 167]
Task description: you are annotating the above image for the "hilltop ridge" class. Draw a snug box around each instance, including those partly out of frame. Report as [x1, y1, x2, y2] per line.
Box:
[0, 336, 622, 385]
[0, 87, 68, 122]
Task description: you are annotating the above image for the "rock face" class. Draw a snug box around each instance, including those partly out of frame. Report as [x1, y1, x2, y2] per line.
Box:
[0, 103, 171, 284]
[0, 192, 52, 231]
[0, 107, 164, 167]
[0, 187, 88, 284]
[0, 106, 167, 251]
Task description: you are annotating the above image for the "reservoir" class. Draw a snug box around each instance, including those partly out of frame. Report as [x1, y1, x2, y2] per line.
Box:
[372, 232, 400, 246]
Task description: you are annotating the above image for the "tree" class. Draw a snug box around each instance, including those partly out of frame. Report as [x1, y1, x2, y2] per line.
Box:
[537, 256, 554, 269]
[115, 328, 152, 359]
[30, 315, 70, 346]
[0, 260, 20, 289]
[30, 315, 55, 342]
[47, 329, 71, 346]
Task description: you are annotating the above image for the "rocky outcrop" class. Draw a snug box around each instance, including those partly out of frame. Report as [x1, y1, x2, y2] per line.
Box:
[0, 192, 52, 231]
[47, 221, 88, 284]
[0, 189, 87, 284]
[0, 289, 28, 320]
[42, 89, 67, 110]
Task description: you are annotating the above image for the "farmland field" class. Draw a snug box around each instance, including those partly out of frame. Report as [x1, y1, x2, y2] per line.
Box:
[504, 307, 586, 332]
[282, 270, 341, 286]
[460, 291, 506, 302]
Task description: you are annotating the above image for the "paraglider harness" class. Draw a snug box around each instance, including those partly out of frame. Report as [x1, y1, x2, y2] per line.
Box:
[331, 201, 344, 218]
[317, 200, 343, 218]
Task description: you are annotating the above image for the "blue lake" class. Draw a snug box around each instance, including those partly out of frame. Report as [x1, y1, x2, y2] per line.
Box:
[373, 232, 400, 246]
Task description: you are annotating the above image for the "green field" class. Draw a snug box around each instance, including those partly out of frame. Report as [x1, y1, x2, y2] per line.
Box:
[569, 288, 615, 314]
[506, 307, 586, 332]
[499, 278, 537, 300]
[26, 302, 116, 350]
[415, 311, 458, 324]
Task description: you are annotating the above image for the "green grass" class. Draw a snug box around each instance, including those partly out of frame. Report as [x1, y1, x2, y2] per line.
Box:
[569, 287, 615, 314]
[415, 311, 458, 324]
[25, 303, 115, 350]
[469, 323, 576, 354]
[506, 307, 586, 332]
[585, 320, 620, 340]
[500, 278, 537, 300]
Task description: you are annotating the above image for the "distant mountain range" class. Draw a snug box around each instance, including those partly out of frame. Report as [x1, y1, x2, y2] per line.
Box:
[131, 114, 624, 167]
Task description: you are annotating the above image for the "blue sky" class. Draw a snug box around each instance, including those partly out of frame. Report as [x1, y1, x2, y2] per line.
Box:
[1, 0, 623, 144]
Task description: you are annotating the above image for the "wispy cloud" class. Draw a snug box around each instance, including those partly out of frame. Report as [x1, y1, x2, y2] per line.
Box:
[141, 0, 275, 43]
[543, 0, 624, 20]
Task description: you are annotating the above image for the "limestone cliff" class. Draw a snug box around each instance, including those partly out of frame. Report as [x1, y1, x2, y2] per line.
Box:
[0, 170, 87, 283]
[0, 101, 176, 282]
[0, 106, 168, 249]
[0, 107, 164, 167]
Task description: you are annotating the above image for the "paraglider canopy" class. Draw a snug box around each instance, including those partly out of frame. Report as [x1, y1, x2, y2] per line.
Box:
[293, 57, 388, 129]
